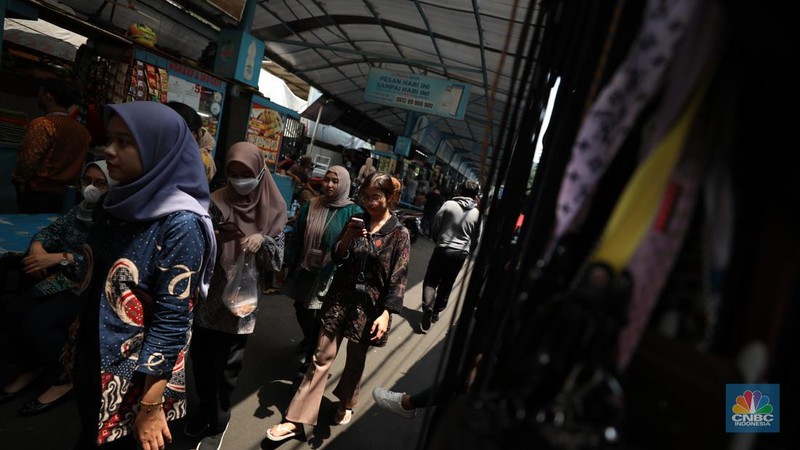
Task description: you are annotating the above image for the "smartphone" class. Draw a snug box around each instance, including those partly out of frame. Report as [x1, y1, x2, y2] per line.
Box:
[349, 217, 365, 229]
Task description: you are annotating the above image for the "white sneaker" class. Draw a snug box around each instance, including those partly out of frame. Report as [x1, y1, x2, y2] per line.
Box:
[372, 387, 416, 419]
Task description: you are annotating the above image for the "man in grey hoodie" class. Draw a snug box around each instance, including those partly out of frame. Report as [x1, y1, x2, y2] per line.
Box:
[420, 181, 481, 332]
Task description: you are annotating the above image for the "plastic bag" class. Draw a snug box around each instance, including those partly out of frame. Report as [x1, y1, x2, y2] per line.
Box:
[222, 252, 259, 318]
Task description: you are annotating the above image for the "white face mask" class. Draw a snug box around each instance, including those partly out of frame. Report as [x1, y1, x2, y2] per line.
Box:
[228, 168, 264, 195]
[82, 184, 103, 204]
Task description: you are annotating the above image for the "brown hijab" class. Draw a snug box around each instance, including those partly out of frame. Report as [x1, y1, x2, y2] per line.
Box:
[211, 142, 287, 268]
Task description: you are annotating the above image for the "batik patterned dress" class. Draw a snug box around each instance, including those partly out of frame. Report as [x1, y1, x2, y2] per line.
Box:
[320, 213, 410, 347]
[79, 208, 208, 445]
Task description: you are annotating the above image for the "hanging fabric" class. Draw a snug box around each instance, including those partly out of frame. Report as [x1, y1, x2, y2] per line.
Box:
[550, 0, 696, 253]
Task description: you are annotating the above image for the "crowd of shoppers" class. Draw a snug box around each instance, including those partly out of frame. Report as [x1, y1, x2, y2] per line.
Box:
[1, 97, 477, 450]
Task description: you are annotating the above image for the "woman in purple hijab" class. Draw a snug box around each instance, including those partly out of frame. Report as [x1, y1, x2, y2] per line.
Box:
[73, 101, 216, 449]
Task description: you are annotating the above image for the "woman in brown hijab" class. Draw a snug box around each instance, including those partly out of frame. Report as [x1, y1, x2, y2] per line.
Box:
[186, 142, 287, 449]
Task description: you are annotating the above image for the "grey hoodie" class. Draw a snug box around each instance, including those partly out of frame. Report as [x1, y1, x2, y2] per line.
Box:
[431, 196, 481, 256]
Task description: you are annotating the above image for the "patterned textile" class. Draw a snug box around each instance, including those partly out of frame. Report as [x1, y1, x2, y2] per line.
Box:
[82, 209, 208, 444]
[30, 206, 90, 295]
[12, 114, 90, 192]
[552, 0, 696, 248]
[320, 213, 410, 347]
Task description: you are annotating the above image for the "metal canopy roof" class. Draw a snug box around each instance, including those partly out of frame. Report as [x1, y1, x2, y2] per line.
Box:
[27, 0, 543, 179]
[251, 0, 540, 176]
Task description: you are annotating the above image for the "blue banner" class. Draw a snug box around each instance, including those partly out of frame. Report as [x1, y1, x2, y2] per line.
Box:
[395, 136, 411, 157]
[364, 68, 470, 120]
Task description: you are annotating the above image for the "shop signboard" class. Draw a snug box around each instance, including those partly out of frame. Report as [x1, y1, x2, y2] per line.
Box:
[437, 140, 454, 163]
[364, 68, 470, 120]
[214, 30, 264, 88]
[134, 48, 226, 152]
[394, 136, 411, 157]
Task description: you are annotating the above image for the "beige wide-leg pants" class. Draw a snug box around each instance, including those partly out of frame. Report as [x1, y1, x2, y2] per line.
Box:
[285, 329, 369, 425]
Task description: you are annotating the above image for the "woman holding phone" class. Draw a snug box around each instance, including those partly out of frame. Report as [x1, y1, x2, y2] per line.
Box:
[267, 171, 410, 441]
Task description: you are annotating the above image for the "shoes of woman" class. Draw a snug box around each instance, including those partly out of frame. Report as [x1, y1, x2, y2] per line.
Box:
[265, 422, 302, 442]
[0, 390, 20, 405]
[333, 406, 353, 425]
[17, 388, 74, 417]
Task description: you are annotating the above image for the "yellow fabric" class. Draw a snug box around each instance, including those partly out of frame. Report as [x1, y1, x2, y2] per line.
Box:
[200, 148, 215, 182]
[591, 86, 706, 272]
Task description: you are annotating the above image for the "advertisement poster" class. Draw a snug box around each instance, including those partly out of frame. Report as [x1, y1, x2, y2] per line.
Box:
[247, 102, 285, 166]
[364, 68, 470, 120]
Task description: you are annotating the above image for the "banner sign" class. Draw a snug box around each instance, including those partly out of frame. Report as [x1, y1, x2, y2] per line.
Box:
[395, 136, 411, 157]
[135, 48, 225, 90]
[214, 30, 264, 88]
[364, 68, 470, 120]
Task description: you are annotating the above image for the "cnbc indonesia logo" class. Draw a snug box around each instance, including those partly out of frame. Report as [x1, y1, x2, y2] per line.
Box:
[727, 385, 779, 433]
[732, 390, 773, 426]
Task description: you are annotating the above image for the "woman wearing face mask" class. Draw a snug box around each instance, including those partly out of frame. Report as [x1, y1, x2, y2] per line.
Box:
[185, 142, 287, 449]
[0, 161, 116, 416]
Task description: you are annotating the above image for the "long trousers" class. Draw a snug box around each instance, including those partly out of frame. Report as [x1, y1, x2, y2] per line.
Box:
[1, 287, 80, 383]
[190, 326, 249, 433]
[422, 247, 468, 315]
[285, 329, 369, 425]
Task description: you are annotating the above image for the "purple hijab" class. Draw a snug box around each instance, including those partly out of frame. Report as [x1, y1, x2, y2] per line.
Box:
[103, 101, 216, 296]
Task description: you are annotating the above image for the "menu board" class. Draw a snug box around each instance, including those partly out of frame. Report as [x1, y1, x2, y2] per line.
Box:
[246, 100, 285, 166]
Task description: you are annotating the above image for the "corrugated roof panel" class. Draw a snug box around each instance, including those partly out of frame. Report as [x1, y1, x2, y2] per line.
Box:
[369, 2, 427, 29]
[45, 0, 547, 178]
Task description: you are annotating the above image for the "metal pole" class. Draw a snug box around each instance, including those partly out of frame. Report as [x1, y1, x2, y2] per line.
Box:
[307, 102, 324, 154]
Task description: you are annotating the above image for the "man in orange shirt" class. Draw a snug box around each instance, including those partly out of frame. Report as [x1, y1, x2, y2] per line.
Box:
[12, 80, 91, 213]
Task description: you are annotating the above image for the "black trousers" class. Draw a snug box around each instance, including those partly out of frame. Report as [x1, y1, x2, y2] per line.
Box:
[190, 326, 249, 433]
[1, 287, 80, 383]
[422, 248, 468, 315]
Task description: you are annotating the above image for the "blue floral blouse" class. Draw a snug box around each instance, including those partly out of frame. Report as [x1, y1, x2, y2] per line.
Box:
[81, 208, 209, 444]
[30, 206, 90, 295]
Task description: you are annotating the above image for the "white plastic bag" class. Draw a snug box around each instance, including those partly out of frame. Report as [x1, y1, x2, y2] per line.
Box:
[222, 252, 259, 318]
